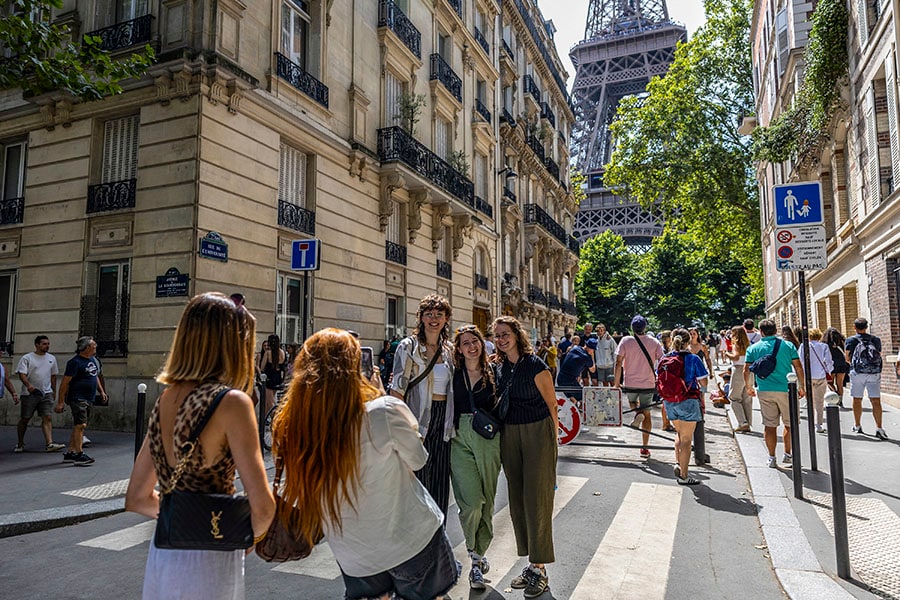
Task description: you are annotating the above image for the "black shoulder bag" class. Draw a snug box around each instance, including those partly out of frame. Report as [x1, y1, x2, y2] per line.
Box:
[154, 387, 254, 551]
[403, 342, 442, 403]
[464, 368, 501, 440]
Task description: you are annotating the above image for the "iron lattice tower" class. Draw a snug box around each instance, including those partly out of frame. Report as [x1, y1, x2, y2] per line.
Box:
[571, 0, 686, 250]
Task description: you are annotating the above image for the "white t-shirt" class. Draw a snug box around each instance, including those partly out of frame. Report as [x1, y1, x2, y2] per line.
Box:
[16, 352, 58, 395]
[323, 396, 443, 577]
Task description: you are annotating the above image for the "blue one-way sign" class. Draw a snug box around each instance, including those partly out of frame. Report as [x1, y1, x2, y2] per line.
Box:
[773, 181, 823, 226]
[291, 239, 321, 271]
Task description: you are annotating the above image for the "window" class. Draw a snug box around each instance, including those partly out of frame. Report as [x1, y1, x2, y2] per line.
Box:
[386, 294, 405, 341]
[435, 118, 451, 159]
[438, 32, 451, 62]
[384, 71, 403, 127]
[282, 0, 310, 68]
[775, 9, 788, 75]
[277, 273, 307, 343]
[475, 153, 487, 200]
[93, 0, 149, 28]
[102, 115, 139, 184]
[387, 202, 403, 245]
[279, 144, 307, 207]
[80, 261, 130, 357]
[1, 141, 25, 224]
[0, 271, 15, 354]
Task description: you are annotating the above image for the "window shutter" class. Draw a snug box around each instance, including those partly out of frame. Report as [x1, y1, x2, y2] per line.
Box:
[102, 115, 139, 183]
[776, 10, 789, 75]
[886, 56, 900, 182]
[866, 88, 880, 209]
[279, 144, 307, 207]
[435, 119, 449, 159]
[387, 202, 401, 243]
[858, 0, 869, 46]
[385, 72, 402, 126]
[475, 154, 486, 198]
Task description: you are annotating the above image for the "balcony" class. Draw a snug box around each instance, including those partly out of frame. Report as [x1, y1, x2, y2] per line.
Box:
[386, 240, 407, 265]
[511, 0, 572, 107]
[503, 187, 516, 203]
[278, 200, 316, 235]
[501, 108, 516, 127]
[526, 134, 545, 162]
[523, 75, 541, 105]
[473, 26, 489, 55]
[87, 178, 136, 213]
[527, 284, 547, 305]
[430, 53, 462, 102]
[502, 39, 513, 59]
[0, 197, 24, 225]
[475, 274, 489, 290]
[475, 98, 491, 124]
[437, 259, 452, 279]
[275, 52, 329, 108]
[474, 195, 493, 219]
[547, 292, 562, 311]
[562, 299, 577, 316]
[540, 103, 556, 128]
[568, 235, 581, 255]
[378, 126, 474, 208]
[544, 156, 560, 181]
[524, 203, 567, 245]
[446, 0, 462, 19]
[85, 14, 153, 53]
[378, 0, 421, 59]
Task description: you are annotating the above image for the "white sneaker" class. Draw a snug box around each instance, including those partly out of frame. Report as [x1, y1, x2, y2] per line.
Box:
[630, 413, 644, 427]
[782, 453, 792, 465]
[13, 444, 24, 453]
[815, 424, 826, 434]
[767, 456, 777, 468]
[82, 436, 92, 448]
[851, 425, 863, 434]
[875, 428, 888, 440]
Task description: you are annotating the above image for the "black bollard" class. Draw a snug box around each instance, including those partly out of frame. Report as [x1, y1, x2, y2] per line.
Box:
[787, 374, 803, 499]
[826, 400, 851, 579]
[134, 383, 147, 459]
[693, 419, 707, 465]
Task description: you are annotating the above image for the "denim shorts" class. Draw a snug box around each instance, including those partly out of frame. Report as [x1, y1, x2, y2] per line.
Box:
[342, 527, 460, 600]
[663, 398, 702, 422]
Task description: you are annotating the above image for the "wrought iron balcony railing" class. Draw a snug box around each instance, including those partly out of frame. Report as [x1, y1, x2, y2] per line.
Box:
[547, 292, 562, 310]
[85, 14, 153, 53]
[437, 259, 452, 279]
[501, 108, 516, 126]
[562, 299, 577, 316]
[511, 0, 571, 107]
[502, 39, 513, 59]
[475, 98, 491, 124]
[503, 272, 517, 286]
[275, 52, 329, 108]
[87, 178, 136, 213]
[527, 284, 547, 305]
[540, 102, 556, 128]
[278, 200, 316, 235]
[475, 274, 489, 290]
[568, 235, 581, 254]
[524, 203, 567, 245]
[503, 187, 516, 203]
[474, 195, 493, 218]
[473, 26, 489, 55]
[446, 0, 462, 19]
[430, 53, 462, 102]
[378, 0, 421, 58]
[377, 126, 474, 207]
[386, 240, 407, 265]
[526, 134, 545, 162]
[79, 294, 130, 358]
[523, 74, 541, 104]
[544, 156, 560, 181]
[0, 196, 24, 225]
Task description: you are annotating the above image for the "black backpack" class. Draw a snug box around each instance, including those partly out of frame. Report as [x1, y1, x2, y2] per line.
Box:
[850, 335, 882, 374]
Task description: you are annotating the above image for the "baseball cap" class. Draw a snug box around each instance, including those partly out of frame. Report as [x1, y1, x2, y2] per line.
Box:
[631, 315, 648, 333]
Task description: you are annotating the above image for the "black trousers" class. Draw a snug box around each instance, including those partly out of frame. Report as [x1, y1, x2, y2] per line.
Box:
[416, 400, 451, 522]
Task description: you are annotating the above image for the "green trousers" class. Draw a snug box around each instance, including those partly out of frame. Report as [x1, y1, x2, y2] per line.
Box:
[450, 414, 502, 556]
[500, 417, 557, 564]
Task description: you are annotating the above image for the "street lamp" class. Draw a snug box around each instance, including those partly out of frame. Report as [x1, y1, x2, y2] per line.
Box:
[497, 166, 518, 179]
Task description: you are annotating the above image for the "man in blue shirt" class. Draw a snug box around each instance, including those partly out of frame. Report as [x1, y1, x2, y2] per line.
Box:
[55, 337, 107, 466]
[743, 319, 805, 469]
[556, 337, 596, 403]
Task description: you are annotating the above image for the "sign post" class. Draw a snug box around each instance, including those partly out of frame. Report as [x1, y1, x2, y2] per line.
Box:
[291, 239, 321, 342]
[774, 182, 827, 471]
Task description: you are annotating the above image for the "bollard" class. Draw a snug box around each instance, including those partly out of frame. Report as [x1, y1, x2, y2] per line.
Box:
[825, 390, 851, 579]
[787, 373, 803, 499]
[693, 419, 707, 465]
[258, 374, 267, 450]
[135, 383, 147, 459]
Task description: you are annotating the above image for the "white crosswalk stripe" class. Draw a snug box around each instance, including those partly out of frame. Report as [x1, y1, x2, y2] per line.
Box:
[63, 479, 131, 500]
[78, 521, 156, 551]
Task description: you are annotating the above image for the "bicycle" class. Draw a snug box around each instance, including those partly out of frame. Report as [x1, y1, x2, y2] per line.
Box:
[261, 385, 286, 453]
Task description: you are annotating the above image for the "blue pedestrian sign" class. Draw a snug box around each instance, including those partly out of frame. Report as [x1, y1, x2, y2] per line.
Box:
[773, 182, 823, 226]
[291, 239, 321, 271]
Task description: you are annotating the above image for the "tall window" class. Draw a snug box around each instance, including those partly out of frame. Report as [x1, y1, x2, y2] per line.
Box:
[279, 144, 307, 207]
[435, 118, 451, 159]
[81, 261, 130, 357]
[0, 271, 15, 354]
[102, 115, 139, 185]
[282, 0, 311, 68]
[277, 273, 306, 343]
[384, 71, 403, 127]
[386, 294, 405, 341]
[1, 140, 25, 201]
[438, 32, 451, 62]
[475, 153, 487, 199]
[93, 0, 149, 28]
[387, 202, 403, 246]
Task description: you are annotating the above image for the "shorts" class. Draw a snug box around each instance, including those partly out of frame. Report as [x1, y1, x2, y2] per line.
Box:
[849, 372, 881, 399]
[596, 366, 614, 383]
[20, 392, 53, 420]
[341, 527, 460, 600]
[757, 391, 790, 428]
[67, 399, 91, 426]
[623, 389, 655, 409]
[663, 398, 702, 422]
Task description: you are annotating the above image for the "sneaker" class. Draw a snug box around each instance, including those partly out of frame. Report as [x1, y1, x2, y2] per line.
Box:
[469, 564, 486, 590]
[523, 566, 549, 599]
[875, 428, 888, 440]
[851, 425, 863, 434]
[479, 556, 490, 574]
[62, 451, 78, 463]
[511, 566, 534, 589]
[767, 456, 777, 469]
[82, 436, 92, 448]
[640, 447, 651, 458]
[13, 444, 24, 453]
[630, 413, 644, 428]
[72, 452, 95, 466]
[782, 453, 792, 465]
[45, 442, 65, 452]
[735, 424, 751, 433]
[815, 424, 826, 434]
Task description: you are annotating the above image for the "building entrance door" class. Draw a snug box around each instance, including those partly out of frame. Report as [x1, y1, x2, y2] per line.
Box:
[473, 307, 489, 335]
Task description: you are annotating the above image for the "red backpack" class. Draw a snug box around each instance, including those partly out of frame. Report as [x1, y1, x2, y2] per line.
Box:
[656, 352, 695, 403]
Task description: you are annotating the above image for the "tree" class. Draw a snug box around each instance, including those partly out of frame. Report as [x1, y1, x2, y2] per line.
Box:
[635, 232, 710, 329]
[574, 230, 639, 333]
[604, 0, 763, 306]
[0, 0, 154, 102]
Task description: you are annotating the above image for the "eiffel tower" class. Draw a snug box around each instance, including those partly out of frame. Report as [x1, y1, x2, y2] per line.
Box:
[571, 0, 686, 251]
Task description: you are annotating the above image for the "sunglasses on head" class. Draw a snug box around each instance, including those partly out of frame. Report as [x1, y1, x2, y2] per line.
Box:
[456, 325, 479, 334]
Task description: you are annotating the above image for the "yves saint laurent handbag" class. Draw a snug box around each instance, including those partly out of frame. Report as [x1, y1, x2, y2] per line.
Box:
[153, 387, 254, 552]
[255, 456, 323, 562]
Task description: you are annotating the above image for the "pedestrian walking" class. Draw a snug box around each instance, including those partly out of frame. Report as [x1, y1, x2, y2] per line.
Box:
[273, 328, 459, 600]
[781, 325, 801, 349]
[492, 316, 557, 598]
[824, 327, 849, 403]
[799, 328, 833, 434]
[258, 334, 287, 413]
[845, 318, 888, 439]
[125, 292, 275, 600]
[389, 294, 456, 521]
[594, 324, 617, 386]
[726, 326, 753, 433]
[744, 318, 761, 344]
[613, 315, 664, 458]
[54, 337, 107, 466]
[450, 325, 501, 590]
[556, 336, 595, 404]
[14, 335, 65, 453]
[744, 319, 806, 468]
[543, 337, 558, 380]
[1, 350, 19, 411]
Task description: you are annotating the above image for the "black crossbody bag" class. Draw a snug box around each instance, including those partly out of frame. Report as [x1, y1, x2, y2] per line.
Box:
[154, 387, 254, 552]
[464, 368, 500, 440]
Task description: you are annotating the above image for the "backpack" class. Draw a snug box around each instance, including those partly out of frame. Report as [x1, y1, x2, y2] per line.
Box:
[850, 335, 882, 374]
[657, 352, 694, 403]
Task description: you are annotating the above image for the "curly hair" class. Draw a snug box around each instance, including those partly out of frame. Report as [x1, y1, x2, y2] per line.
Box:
[413, 294, 453, 345]
[491, 316, 533, 358]
[452, 325, 495, 388]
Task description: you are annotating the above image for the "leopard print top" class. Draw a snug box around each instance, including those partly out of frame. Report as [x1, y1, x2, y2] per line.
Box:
[148, 381, 236, 495]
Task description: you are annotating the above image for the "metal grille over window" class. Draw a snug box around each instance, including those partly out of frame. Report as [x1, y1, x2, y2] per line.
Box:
[80, 262, 130, 358]
[278, 144, 315, 234]
[1, 141, 25, 224]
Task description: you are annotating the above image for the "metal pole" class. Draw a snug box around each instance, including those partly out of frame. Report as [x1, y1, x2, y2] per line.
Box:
[258, 373, 267, 449]
[693, 418, 707, 465]
[787, 373, 803, 499]
[825, 396, 851, 579]
[134, 383, 147, 459]
[302, 270, 309, 341]
[798, 271, 817, 471]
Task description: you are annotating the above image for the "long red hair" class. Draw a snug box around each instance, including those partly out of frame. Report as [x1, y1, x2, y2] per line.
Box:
[271, 328, 378, 542]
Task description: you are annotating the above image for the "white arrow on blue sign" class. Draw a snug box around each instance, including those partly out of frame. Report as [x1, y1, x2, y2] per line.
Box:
[291, 239, 321, 271]
[773, 181, 823, 227]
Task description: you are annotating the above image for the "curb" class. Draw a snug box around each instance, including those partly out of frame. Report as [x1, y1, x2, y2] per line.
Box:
[0, 498, 125, 539]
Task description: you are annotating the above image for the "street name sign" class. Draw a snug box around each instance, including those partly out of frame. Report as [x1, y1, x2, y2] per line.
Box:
[291, 239, 321, 271]
[774, 225, 828, 271]
[199, 231, 228, 262]
[773, 181, 823, 227]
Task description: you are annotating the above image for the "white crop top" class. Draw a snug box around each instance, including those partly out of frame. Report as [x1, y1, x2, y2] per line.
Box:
[431, 362, 451, 394]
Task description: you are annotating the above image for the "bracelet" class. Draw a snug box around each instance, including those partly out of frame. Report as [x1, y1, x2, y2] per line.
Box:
[253, 531, 267, 545]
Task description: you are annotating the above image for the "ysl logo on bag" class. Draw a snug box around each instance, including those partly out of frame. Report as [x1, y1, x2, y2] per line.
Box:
[210, 511, 224, 539]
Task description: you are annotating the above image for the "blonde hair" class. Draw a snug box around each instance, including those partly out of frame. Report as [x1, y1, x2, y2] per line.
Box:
[730, 326, 750, 355]
[809, 328, 823, 341]
[671, 328, 690, 352]
[157, 292, 257, 394]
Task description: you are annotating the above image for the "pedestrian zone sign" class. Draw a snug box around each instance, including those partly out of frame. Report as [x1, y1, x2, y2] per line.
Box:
[774, 225, 828, 271]
[291, 239, 321, 271]
[773, 181, 823, 227]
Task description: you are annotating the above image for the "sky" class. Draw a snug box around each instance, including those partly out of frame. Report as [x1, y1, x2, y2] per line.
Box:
[538, 0, 709, 86]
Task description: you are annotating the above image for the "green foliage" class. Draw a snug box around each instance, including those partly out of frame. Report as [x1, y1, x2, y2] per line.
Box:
[752, 0, 849, 162]
[604, 0, 763, 307]
[0, 0, 155, 101]
[574, 231, 640, 333]
[396, 92, 426, 136]
[569, 167, 586, 207]
[447, 150, 470, 177]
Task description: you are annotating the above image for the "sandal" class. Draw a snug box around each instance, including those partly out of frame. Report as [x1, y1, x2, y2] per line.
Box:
[677, 476, 701, 486]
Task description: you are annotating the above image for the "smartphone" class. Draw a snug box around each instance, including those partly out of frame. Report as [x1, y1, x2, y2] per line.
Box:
[361, 347, 374, 379]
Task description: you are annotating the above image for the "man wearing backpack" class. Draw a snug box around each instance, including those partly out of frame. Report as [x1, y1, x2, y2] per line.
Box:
[743, 319, 806, 469]
[845, 318, 887, 440]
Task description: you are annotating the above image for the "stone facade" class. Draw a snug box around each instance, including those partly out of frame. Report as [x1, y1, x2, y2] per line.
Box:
[0, 0, 578, 429]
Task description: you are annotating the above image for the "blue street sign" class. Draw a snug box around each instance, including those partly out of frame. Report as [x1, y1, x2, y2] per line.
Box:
[773, 182, 823, 226]
[291, 239, 321, 271]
